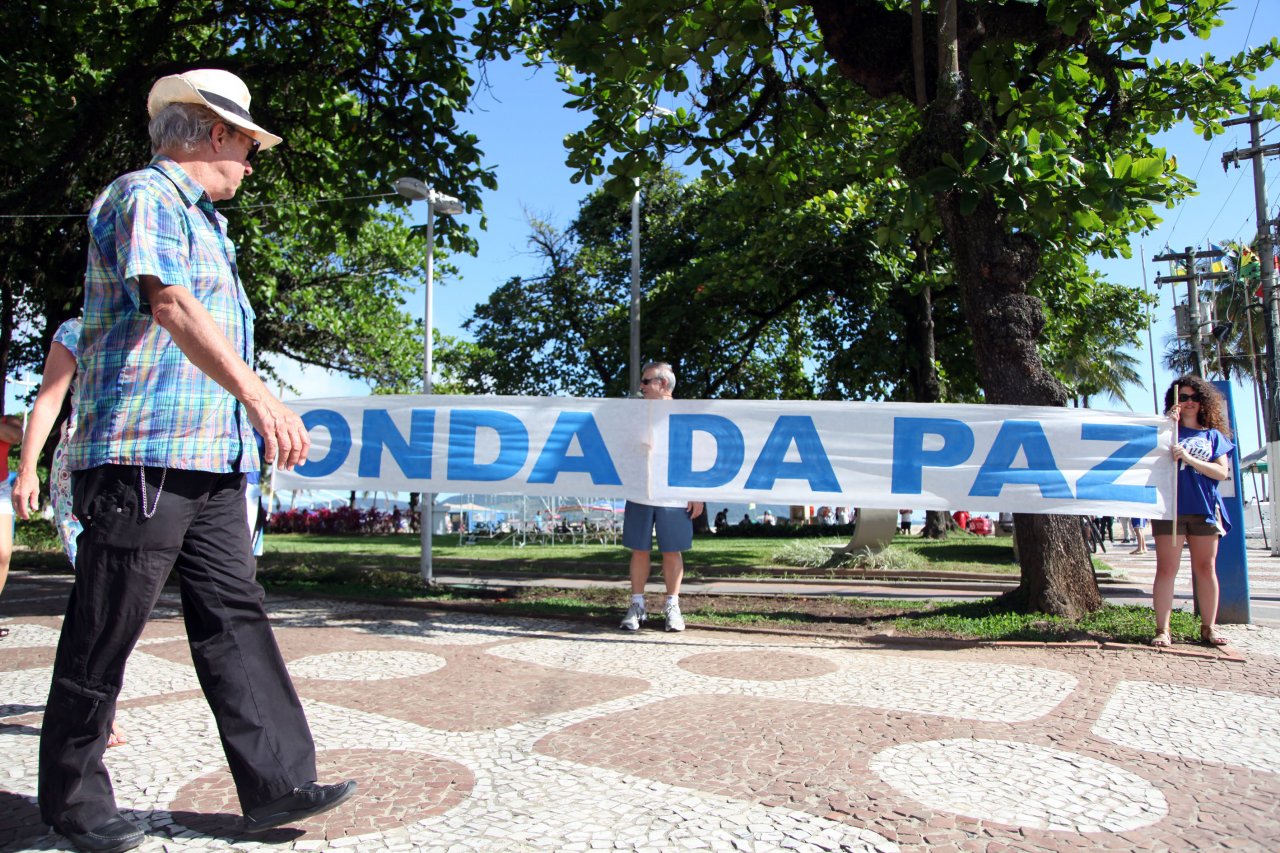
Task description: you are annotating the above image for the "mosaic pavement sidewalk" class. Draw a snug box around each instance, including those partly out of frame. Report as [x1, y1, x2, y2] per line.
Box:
[3, 570, 1280, 852]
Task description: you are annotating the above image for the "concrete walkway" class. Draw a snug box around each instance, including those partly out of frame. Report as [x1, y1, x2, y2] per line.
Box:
[3, 569, 1280, 852]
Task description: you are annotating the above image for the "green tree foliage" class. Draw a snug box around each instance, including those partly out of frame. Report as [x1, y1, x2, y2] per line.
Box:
[2, 0, 495, 398]
[474, 0, 1280, 616]
[450, 168, 984, 401]
[1042, 269, 1153, 407]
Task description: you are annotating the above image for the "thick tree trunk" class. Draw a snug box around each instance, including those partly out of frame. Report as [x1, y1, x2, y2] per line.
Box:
[919, 509, 951, 539]
[934, 194, 1101, 615]
[811, 0, 1103, 616]
[1001, 513, 1102, 617]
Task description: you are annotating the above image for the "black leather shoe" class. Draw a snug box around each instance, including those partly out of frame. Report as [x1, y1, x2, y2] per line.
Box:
[61, 815, 144, 853]
[242, 780, 358, 834]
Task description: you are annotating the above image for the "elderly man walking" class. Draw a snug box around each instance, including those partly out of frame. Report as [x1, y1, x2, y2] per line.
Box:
[38, 69, 354, 853]
[619, 362, 704, 632]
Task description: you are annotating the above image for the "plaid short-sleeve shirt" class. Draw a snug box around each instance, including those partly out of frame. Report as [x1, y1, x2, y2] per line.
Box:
[66, 156, 260, 473]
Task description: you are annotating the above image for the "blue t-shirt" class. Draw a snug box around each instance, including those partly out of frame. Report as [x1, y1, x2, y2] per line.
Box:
[1175, 425, 1234, 531]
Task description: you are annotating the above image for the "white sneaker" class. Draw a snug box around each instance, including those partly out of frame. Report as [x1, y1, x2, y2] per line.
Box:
[620, 603, 646, 631]
[663, 602, 685, 632]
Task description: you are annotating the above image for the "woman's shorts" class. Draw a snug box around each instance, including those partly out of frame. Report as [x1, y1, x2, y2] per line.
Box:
[1151, 514, 1224, 538]
[0, 479, 12, 519]
[622, 501, 693, 552]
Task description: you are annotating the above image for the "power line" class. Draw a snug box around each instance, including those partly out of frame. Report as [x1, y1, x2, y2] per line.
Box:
[0, 191, 400, 220]
[1242, 0, 1261, 50]
[1200, 166, 1250, 244]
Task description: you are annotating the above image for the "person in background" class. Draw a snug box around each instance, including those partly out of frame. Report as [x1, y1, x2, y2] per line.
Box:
[1130, 517, 1148, 554]
[713, 507, 729, 532]
[37, 69, 355, 852]
[13, 318, 128, 748]
[1150, 375, 1233, 648]
[619, 362, 704, 633]
[1120, 516, 1133, 543]
[898, 508, 912, 535]
[761, 509, 775, 525]
[0, 414, 22, 639]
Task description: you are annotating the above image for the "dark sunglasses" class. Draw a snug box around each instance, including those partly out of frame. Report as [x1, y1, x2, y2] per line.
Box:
[223, 124, 260, 163]
[640, 377, 661, 385]
[1178, 393, 1202, 403]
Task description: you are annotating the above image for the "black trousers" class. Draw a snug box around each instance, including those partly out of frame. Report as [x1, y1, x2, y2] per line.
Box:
[39, 465, 316, 833]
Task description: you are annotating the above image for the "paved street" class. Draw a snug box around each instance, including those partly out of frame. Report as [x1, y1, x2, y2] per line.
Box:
[3, 568, 1280, 852]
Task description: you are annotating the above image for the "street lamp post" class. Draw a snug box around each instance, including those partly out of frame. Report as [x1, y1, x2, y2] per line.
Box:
[629, 105, 676, 397]
[393, 177, 463, 584]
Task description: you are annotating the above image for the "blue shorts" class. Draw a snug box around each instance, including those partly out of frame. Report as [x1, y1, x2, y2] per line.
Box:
[622, 501, 693, 553]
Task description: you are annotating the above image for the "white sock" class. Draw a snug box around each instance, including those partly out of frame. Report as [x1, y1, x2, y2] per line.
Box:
[666, 595, 679, 608]
[631, 594, 646, 608]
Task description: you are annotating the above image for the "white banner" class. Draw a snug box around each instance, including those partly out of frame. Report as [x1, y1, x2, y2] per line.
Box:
[276, 395, 1176, 517]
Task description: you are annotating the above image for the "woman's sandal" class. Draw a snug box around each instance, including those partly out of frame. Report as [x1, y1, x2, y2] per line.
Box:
[0, 627, 9, 640]
[1200, 627, 1228, 647]
[1150, 631, 1172, 648]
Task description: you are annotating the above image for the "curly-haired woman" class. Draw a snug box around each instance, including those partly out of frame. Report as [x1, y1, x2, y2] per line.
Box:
[1151, 375, 1233, 648]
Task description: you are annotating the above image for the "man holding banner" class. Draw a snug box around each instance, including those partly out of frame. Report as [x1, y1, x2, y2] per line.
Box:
[620, 362, 704, 632]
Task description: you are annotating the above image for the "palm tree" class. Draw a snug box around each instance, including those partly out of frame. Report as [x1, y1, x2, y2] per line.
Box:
[1053, 343, 1144, 408]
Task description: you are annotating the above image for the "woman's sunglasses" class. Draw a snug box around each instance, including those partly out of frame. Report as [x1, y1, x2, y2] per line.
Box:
[1178, 393, 1203, 403]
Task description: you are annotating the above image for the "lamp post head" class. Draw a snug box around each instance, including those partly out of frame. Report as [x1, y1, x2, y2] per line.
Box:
[431, 193, 464, 215]
[393, 176, 431, 201]
[393, 178, 464, 216]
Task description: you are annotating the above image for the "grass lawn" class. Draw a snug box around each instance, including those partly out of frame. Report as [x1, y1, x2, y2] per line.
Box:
[259, 530, 1025, 576]
[255, 562, 1204, 645]
[17, 521, 1191, 645]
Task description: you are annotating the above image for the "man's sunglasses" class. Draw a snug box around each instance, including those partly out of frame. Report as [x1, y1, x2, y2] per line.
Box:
[223, 124, 260, 163]
[1178, 393, 1203, 403]
[640, 377, 661, 385]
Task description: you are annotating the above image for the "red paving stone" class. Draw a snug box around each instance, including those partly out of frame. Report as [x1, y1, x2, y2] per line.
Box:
[679, 649, 840, 680]
[168, 747, 473, 840]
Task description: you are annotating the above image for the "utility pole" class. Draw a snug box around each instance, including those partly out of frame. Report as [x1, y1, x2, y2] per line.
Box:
[1153, 246, 1229, 377]
[1223, 112, 1280, 554]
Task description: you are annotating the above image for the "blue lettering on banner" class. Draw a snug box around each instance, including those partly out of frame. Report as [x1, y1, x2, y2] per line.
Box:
[296, 409, 352, 478]
[744, 416, 840, 492]
[358, 409, 434, 478]
[448, 410, 528, 481]
[1076, 423, 1158, 503]
[970, 420, 1072, 498]
[668, 414, 745, 488]
[891, 417, 974, 494]
[528, 412, 622, 485]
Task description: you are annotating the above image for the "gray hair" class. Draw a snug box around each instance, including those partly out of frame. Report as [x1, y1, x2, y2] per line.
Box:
[149, 103, 222, 154]
[642, 361, 676, 391]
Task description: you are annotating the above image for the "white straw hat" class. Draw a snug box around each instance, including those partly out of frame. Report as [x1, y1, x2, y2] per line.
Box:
[147, 68, 282, 150]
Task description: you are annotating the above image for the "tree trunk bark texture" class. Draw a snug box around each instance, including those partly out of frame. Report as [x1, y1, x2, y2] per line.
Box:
[1004, 513, 1103, 618]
